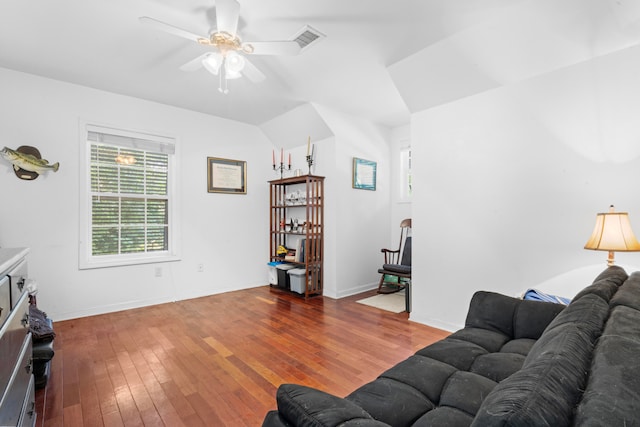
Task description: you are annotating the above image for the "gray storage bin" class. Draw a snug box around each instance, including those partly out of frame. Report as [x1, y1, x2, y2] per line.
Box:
[288, 268, 307, 294]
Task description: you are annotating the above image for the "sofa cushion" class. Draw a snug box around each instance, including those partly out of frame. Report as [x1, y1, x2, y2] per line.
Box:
[499, 338, 536, 356]
[412, 407, 474, 427]
[470, 352, 526, 382]
[378, 355, 457, 403]
[346, 378, 434, 426]
[439, 371, 497, 416]
[447, 328, 510, 353]
[339, 421, 391, 426]
[415, 339, 488, 371]
[573, 305, 640, 426]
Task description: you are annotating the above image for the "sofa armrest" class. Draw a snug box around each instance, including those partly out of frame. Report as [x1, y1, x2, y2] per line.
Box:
[465, 292, 521, 337]
[272, 384, 389, 427]
[263, 411, 294, 427]
[465, 291, 565, 340]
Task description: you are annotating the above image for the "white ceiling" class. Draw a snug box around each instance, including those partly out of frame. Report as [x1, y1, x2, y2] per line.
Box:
[0, 0, 523, 128]
[2, 0, 640, 128]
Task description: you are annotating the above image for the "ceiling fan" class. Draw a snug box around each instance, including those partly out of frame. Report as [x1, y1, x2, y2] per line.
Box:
[140, 0, 301, 94]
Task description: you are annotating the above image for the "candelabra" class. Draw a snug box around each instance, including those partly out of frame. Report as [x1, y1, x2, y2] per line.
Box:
[273, 162, 291, 180]
[306, 155, 313, 175]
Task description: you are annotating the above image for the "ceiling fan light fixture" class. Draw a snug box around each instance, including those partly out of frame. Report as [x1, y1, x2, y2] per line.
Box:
[225, 67, 242, 80]
[202, 53, 222, 75]
[140, 0, 294, 95]
[225, 51, 246, 73]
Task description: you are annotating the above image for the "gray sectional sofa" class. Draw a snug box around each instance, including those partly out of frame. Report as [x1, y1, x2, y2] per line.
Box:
[262, 266, 640, 426]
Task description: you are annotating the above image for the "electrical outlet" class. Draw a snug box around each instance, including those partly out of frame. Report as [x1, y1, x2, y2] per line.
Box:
[197, 263, 204, 272]
[155, 267, 162, 277]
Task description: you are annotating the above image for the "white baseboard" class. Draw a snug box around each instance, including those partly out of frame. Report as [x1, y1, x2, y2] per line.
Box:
[408, 312, 460, 333]
[51, 282, 267, 321]
[334, 281, 378, 299]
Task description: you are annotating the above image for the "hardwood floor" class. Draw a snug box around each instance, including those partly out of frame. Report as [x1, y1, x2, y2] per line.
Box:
[35, 286, 449, 427]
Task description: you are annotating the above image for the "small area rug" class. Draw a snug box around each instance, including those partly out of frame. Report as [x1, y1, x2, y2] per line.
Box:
[356, 291, 405, 313]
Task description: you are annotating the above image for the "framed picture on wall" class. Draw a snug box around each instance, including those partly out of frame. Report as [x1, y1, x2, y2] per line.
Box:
[352, 157, 377, 191]
[207, 157, 247, 194]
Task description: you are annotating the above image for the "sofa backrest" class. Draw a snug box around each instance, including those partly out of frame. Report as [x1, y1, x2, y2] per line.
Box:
[572, 264, 627, 302]
[573, 271, 640, 425]
[471, 266, 629, 427]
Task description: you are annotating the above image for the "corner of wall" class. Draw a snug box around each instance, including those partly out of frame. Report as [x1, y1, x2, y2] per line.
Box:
[259, 103, 334, 148]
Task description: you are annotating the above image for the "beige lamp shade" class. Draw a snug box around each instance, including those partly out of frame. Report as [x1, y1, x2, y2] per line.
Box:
[584, 205, 640, 265]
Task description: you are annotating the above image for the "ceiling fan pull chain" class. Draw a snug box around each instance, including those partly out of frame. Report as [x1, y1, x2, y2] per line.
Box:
[221, 63, 229, 94]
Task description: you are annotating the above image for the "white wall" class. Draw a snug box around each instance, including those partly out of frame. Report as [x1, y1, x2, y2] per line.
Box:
[315, 106, 392, 298]
[259, 103, 334, 150]
[410, 45, 640, 331]
[0, 68, 276, 320]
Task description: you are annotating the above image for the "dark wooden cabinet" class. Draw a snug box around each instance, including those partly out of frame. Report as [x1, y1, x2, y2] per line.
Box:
[269, 175, 324, 298]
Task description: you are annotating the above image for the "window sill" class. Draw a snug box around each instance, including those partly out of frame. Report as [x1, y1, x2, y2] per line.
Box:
[79, 253, 181, 270]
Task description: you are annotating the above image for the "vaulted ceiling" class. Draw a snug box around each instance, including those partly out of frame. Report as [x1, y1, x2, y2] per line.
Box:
[1, 0, 640, 129]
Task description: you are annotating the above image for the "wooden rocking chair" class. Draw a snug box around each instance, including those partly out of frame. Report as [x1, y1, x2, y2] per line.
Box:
[377, 219, 412, 301]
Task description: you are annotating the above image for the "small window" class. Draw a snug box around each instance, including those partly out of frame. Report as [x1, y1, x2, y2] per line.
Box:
[400, 146, 412, 201]
[79, 124, 179, 269]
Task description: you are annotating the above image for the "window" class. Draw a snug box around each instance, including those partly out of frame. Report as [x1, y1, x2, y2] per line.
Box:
[79, 123, 179, 269]
[400, 145, 412, 201]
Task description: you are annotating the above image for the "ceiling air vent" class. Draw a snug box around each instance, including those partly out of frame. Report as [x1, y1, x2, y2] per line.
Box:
[291, 25, 326, 52]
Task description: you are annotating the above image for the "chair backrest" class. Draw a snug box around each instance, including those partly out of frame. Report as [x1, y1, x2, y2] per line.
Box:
[401, 236, 411, 266]
[383, 218, 412, 265]
[396, 219, 411, 266]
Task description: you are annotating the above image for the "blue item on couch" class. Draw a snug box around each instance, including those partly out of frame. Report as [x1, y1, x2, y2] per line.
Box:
[523, 288, 571, 305]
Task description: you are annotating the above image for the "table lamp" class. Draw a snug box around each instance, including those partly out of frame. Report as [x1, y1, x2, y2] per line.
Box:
[584, 205, 640, 266]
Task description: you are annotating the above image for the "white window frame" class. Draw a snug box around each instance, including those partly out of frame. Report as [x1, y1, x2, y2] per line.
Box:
[399, 144, 412, 202]
[79, 121, 181, 269]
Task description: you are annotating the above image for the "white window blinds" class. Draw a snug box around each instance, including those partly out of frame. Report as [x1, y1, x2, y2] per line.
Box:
[80, 124, 178, 268]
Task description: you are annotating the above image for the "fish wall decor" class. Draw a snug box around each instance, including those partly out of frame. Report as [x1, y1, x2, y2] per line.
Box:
[0, 146, 59, 180]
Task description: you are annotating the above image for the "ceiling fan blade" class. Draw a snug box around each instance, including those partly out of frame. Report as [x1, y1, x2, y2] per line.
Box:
[244, 41, 301, 56]
[139, 16, 205, 43]
[241, 58, 266, 83]
[215, 0, 240, 35]
[179, 53, 211, 72]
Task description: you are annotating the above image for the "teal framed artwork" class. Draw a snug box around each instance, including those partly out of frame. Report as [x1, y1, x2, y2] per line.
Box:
[352, 157, 376, 191]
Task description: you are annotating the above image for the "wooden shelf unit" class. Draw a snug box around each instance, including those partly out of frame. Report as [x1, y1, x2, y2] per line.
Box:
[269, 175, 324, 298]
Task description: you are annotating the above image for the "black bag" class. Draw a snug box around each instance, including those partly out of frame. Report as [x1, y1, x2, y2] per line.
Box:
[29, 305, 56, 342]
